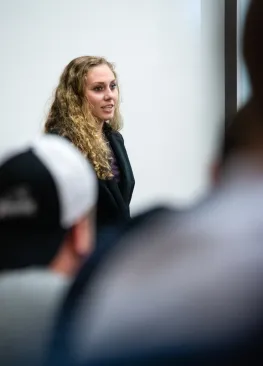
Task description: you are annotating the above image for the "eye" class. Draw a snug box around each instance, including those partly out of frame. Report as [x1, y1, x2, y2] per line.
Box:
[93, 86, 103, 92]
[111, 83, 117, 90]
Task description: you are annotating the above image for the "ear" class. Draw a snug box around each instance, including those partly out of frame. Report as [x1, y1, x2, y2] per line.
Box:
[70, 216, 94, 257]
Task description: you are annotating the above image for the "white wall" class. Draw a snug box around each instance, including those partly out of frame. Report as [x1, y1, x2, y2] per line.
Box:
[200, 0, 225, 196]
[237, 0, 251, 107]
[0, 0, 224, 214]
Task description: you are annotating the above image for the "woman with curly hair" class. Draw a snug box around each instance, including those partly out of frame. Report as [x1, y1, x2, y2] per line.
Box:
[45, 56, 135, 228]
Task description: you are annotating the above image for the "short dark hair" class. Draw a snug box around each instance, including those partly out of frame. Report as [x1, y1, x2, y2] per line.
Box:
[243, 0, 263, 100]
[220, 0, 263, 164]
[221, 99, 263, 164]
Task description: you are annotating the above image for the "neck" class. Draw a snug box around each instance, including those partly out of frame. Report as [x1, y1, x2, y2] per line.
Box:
[49, 246, 81, 278]
[98, 120, 105, 133]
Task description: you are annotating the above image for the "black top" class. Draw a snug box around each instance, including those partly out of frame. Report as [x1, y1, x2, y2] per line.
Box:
[48, 124, 135, 228]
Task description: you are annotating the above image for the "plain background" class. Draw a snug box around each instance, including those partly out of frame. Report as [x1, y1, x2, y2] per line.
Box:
[0, 0, 225, 214]
[237, 0, 251, 107]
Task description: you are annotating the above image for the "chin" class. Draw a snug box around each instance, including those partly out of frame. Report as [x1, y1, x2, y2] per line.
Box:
[102, 114, 114, 120]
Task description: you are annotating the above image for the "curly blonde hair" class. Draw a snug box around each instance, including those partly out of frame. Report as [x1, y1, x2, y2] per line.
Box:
[44, 56, 123, 180]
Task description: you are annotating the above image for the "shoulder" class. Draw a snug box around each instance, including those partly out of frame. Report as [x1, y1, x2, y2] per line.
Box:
[0, 270, 70, 364]
[113, 131, 124, 142]
[0, 269, 69, 299]
[104, 124, 124, 142]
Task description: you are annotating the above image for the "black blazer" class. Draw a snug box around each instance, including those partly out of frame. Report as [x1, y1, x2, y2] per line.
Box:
[49, 125, 135, 227]
[98, 125, 135, 227]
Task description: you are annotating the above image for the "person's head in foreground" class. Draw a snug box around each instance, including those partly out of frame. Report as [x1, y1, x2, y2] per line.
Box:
[0, 134, 97, 276]
[243, 0, 263, 103]
[44, 56, 122, 180]
[213, 0, 263, 182]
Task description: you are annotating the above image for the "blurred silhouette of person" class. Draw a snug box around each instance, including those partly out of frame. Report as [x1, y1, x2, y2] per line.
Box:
[0, 135, 97, 366]
[44, 56, 135, 229]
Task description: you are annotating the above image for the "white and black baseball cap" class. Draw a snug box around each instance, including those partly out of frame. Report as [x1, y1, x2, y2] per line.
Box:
[0, 135, 97, 271]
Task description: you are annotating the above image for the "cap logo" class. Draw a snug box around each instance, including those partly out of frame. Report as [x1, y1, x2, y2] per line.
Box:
[0, 186, 37, 219]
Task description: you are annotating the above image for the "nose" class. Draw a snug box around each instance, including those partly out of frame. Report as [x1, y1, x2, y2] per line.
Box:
[104, 87, 113, 100]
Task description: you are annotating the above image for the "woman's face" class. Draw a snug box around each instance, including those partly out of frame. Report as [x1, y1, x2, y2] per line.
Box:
[84, 64, 119, 122]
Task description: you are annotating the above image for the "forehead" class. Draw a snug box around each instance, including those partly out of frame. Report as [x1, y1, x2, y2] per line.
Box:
[86, 64, 115, 84]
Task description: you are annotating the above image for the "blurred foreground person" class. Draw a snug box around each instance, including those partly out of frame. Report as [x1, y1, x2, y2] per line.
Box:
[0, 135, 97, 366]
[46, 1, 263, 365]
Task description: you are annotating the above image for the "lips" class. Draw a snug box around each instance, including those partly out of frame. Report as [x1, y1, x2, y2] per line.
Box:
[102, 105, 114, 110]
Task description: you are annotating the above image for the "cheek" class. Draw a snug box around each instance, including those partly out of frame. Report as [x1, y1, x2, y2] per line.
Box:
[112, 90, 119, 104]
[86, 92, 101, 109]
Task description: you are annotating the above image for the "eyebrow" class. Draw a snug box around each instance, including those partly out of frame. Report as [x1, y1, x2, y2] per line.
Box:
[91, 80, 116, 86]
